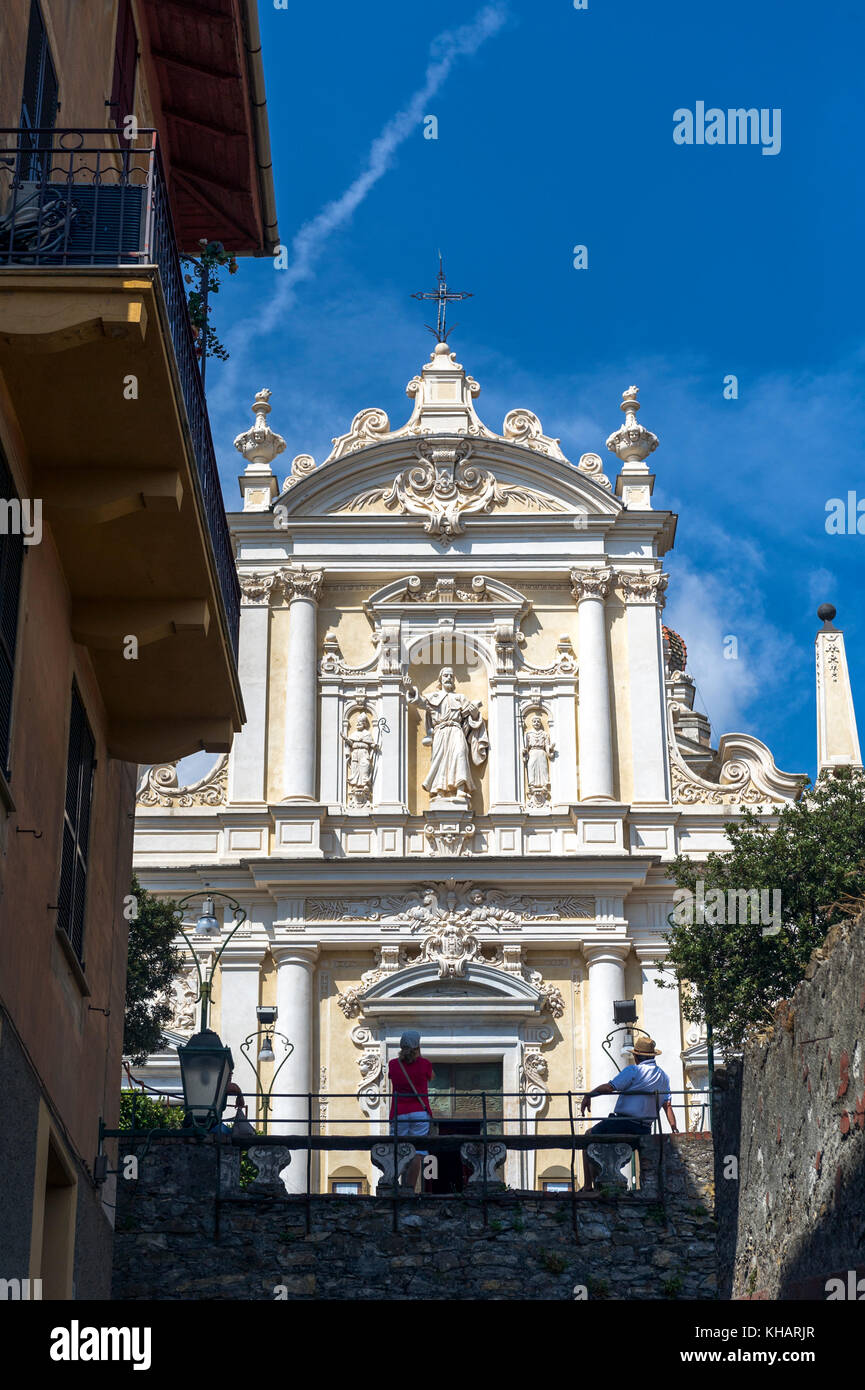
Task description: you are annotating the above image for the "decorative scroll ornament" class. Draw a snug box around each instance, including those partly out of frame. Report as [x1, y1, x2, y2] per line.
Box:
[521, 1049, 550, 1111]
[569, 567, 613, 603]
[136, 755, 228, 808]
[577, 451, 612, 489]
[501, 408, 568, 461]
[282, 454, 316, 490]
[521, 633, 577, 677]
[416, 918, 492, 978]
[605, 385, 659, 464]
[617, 570, 669, 607]
[340, 439, 564, 545]
[667, 700, 805, 807]
[401, 574, 489, 603]
[424, 821, 475, 856]
[233, 388, 286, 467]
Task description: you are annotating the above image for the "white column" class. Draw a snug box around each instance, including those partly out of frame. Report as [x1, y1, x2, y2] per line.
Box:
[228, 584, 272, 803]
[489, 679, 520, 812]
[271, 945, 319, 1193]
[218, 946, 263, 1103]
[319, 682, 342, 804]
[584, 943, 630, 1116]
[620, 571, 671, 803]
[282, 567, 323, 802]
[634, 945, 685, 1129]
[570, 568, 614, 801]
[377, 675, 407, 811]
[550, 679, 579, 806]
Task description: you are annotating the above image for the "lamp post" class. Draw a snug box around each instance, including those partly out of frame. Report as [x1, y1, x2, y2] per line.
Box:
[173, 889, 247, 1130]
[239, 1005, 294, 1135]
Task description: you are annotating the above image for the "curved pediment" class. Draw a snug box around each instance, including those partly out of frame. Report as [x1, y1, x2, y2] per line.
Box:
[360, 961, 545, 1018]
[272, 437, 620, 532]
[267, 343, 621, 538]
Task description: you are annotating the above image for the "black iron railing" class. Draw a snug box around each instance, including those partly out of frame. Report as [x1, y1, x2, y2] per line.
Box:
[0, 128, 240, 656]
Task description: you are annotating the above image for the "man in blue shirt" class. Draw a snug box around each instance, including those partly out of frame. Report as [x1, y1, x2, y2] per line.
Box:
[579, 1037, 678, 1190]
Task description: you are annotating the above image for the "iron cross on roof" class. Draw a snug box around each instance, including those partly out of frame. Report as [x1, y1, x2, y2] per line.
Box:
[411, 256, 472, 342]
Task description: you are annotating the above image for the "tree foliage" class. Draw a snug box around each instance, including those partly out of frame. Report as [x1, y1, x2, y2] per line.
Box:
[181, 238, 238, 365]
[662, 768, 865, 1047]
[118, 1090, 183, 1131]
[123, 875, 183, 1064]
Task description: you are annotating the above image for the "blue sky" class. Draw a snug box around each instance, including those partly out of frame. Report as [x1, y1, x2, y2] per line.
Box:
[201, 0, 864, 785]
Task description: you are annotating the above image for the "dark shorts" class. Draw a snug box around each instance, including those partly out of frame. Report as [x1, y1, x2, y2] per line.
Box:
[587, 1116, 652, 1137]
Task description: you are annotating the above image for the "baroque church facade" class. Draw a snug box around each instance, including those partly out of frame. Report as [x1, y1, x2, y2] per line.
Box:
[132, 339, 837, 1193]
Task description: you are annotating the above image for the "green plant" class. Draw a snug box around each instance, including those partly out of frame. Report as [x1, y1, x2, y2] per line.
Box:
[660, 768, 865, 1046]
[181, 239, 238, 367]
[488, 1218, 503, 1233]
[646, 1203, 666, 1226]
[118, 1091, 183, 1131]
[240, 1151, 260, 1190]
[540, 1250, 568, 1275]
[123, 876, 183, 1064]
[586, 1276, 609, 1299]
[663, 1274, 684, 1298]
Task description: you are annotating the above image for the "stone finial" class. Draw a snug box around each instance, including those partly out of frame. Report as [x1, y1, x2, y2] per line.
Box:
[235, 388, 287, 467]
[605, 385, 659, 466]
[235, 389, 285, 510]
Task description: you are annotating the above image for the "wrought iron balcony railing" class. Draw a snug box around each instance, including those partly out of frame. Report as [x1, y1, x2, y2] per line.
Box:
[0, 127, 240, 657]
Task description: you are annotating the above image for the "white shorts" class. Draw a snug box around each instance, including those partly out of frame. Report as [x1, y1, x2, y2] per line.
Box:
[391, 1110, 430, 1155]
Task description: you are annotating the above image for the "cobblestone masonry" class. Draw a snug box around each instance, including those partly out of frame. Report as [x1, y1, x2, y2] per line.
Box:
[112, 1134, 717, 1301]
[717, 913, 865, 1300]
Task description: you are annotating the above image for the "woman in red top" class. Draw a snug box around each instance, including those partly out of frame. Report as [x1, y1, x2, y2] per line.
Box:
[388, 1029, 434, 1190]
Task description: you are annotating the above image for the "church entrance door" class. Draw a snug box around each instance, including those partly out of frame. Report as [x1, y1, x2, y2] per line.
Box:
[426, 1061, 503, 1194]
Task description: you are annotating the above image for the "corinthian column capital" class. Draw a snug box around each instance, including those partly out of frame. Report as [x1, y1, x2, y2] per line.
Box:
[569, 566, 613, 603]
[617, 569, 669, 608]
[282, 565, 324, 603]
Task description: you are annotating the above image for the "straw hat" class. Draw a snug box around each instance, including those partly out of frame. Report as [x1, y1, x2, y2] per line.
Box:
[627, 1037, 661, 1058]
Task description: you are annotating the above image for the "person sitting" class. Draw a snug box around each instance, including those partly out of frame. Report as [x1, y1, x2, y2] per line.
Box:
[579, 1037, 678, 1190]
[388, 1030, 434, 1191]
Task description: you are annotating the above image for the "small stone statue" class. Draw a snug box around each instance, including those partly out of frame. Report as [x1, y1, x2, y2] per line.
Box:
[341, 710, 378, 807]
[523, 713, 554, 807]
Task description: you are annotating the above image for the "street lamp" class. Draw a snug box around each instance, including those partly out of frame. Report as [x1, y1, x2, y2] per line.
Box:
[173, 888, 247, 1128]
[177, 1028, 234, 1129]
[239, 1004, 294, 1135]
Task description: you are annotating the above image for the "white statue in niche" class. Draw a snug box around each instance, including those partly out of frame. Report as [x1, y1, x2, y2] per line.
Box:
[406, 666, 489, 810]
[341, 710, 378, 807]
[523, 713, 554, 807]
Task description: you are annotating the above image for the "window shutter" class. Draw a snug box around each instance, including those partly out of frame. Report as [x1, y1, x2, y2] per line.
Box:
[110, 0, 138, 143]
[20, 1, 57, 130]
[0, 446, 24, 780]
[58, 685, 96, 963]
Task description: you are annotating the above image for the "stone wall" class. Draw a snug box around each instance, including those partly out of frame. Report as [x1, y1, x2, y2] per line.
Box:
[717, 913, 865, 1299]
[112, 1134, 717, 1301]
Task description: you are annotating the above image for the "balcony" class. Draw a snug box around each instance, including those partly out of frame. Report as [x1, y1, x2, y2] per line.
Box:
[0, 129, 243, 761]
